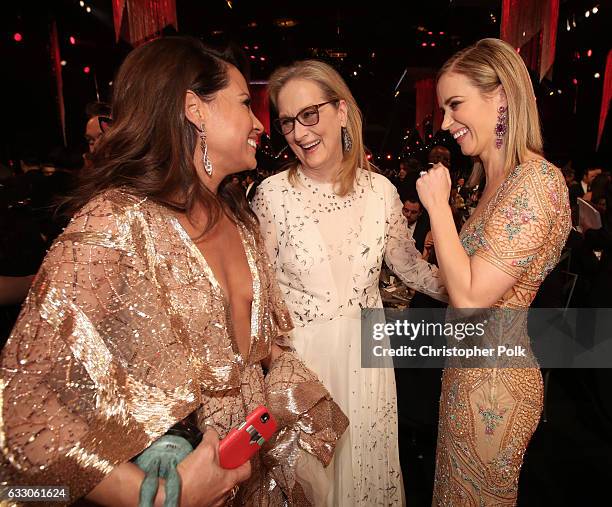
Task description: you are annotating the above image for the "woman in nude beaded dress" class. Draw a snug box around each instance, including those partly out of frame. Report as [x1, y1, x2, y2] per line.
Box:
[417, 38, 571, 506]
[0, 37, 347, 506]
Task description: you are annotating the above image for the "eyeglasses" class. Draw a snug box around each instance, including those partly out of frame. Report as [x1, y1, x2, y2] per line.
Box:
[273, 100, 338, 135]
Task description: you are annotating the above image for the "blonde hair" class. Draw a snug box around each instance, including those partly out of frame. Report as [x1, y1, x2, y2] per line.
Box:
[438, 38, 543, 175]
[268, 60, 371, 196]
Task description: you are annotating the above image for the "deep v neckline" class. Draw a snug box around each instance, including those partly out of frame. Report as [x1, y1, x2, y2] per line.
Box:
[170, 216, 259, 362]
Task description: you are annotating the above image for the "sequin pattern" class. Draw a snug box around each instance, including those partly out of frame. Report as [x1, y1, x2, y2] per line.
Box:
[0, 189, 347, 506]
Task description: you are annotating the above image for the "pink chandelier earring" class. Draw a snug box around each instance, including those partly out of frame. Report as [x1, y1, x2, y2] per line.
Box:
[199, 122, 213, 176]
[495, 106, 508, 149]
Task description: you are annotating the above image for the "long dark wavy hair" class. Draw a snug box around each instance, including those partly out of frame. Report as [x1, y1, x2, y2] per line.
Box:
[64, 36, 256, 234]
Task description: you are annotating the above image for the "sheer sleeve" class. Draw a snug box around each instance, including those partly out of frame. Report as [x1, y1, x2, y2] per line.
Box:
[251, 181, 280, 270]
[0, 195, 198, 503]
[470, 161, 570, 282]
[383, 183, 448, 301]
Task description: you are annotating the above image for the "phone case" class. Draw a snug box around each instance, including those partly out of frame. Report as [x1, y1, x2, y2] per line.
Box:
[219, 405, 278, 469]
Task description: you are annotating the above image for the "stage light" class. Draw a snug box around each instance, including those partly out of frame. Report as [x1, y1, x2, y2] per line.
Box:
[250, 55, 255, 59]
[572, 78, 578, 85]
[549, 91, 554, 96]
[566, 20, 571, 31]
[558, 89, 562, 94]
[585, 10, 590, 18]
[421, 42, 427, 47]
[260, 56, 266, 61]
[592, 7, 598, 14]
[587, 49, 592, 57]
[69, 36, 76, 45]
[13, 33, 22, 42]
[253, 45, 259, 50]
[80, 1, 84, 6]
[439, 31, 444, 35]
[60, 60, 67, 66]
[386, 154, 392, 160]
[594, 72, 600, 78]
[431, 42, 436, 47]
[83, 66, 90, 74]
[86, 6, 91, 12]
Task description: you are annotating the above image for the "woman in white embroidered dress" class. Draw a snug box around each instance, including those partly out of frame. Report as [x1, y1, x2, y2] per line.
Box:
[252, 60, 447, 506]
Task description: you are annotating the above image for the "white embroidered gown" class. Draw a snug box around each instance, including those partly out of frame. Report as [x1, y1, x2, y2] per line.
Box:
[252, 168, 446, 506]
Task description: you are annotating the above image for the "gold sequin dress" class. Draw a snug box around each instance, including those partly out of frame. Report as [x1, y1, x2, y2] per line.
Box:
[0, 189, 348, 506]
[432, 160, 572, 506]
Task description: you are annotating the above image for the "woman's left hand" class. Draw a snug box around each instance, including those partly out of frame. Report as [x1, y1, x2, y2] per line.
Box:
[416, 163, 452, 212]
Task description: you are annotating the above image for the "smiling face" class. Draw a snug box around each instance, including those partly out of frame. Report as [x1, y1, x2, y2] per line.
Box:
[276, 78, 347, 176]
[437, 72, 505, 160]
[187, 65, 263, 180]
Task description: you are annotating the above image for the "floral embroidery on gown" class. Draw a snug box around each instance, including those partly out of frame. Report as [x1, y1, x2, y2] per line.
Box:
[433, 160, 571, 506]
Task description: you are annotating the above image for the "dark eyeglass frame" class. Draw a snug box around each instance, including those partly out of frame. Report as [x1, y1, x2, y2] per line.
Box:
[273, 100, 338, 135]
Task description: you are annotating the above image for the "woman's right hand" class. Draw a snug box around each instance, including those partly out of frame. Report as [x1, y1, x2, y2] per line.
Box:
[177, 428, 251, 507]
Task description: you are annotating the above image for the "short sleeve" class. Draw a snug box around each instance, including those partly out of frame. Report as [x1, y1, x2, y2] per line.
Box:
[472, 161, 570, 280]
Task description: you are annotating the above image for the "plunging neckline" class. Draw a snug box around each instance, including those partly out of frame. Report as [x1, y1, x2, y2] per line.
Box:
[170, 216, 258, 363]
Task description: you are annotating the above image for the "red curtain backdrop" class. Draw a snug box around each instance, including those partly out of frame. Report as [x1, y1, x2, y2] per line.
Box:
[501, 0, 559, 80]
[598, 50, 612, 150]
[416, 78, 441, 139]
[250, 83, 270, 135]
[50, 20, 66, 147]
[112, 0, 177, 46]
[540, 0, 559, 80]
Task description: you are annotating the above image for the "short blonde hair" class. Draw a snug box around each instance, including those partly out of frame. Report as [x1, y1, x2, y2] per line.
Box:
[438, 38, 543, 175]
[268, 60, 371, 196]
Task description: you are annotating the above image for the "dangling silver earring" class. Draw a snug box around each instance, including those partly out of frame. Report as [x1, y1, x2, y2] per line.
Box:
[342, 126, 353, 152]
[199, 122, 213, 176]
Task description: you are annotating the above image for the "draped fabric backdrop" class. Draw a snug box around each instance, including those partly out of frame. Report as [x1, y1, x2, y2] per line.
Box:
[501, 0, 559, 81]
[50, 20, 66, 147]
[112, 0, 178, 46]
[250, 83, 270, 136]
[598, 50, 612, 150]
[415, 78, 442, 140]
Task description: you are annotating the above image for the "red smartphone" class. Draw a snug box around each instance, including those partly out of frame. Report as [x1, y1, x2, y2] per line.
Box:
[219, 406, 277, 469]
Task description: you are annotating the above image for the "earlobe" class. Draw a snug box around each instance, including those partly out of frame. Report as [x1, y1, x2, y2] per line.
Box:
[185, 91, 204, 128]
[498, 86, 508, 108]
[338, 100, 349, 127]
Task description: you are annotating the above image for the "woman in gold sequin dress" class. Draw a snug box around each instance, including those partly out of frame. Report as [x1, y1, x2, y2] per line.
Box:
[417, 39, 571, 506]
[0, 37, 347, 506]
